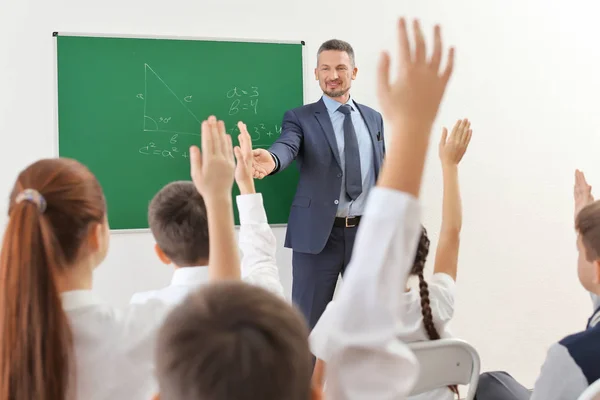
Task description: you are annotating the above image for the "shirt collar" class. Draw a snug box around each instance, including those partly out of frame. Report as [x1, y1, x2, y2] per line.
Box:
[587, 305, 600, 329]
[171, 266, 209, 286]
[322, 95, 356, 114]
[61, 290, 105, 312]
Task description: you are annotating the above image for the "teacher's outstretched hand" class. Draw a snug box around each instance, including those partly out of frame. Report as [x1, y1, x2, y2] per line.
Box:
[251, 148, 276, 179]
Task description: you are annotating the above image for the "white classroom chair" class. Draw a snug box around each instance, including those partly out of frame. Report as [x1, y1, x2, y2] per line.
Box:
[408, 338, 481, 400]
[578, 378, 600, 400]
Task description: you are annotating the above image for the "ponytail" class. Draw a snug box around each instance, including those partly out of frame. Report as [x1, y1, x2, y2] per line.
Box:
[0, 201, 73, 399]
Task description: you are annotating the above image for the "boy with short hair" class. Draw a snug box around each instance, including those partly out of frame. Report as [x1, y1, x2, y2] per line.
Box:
[131, 122, 284, 305]
[476, 170, 600, 400]
[152, 16, 456, 400]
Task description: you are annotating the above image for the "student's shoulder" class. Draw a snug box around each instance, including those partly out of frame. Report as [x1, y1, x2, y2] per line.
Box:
[130, 286, 191, 306]
[559, 324, 600, 380]
[130, 290, 160, 305]
[531, 342, 589, 400]
[559, 324, 600, 351]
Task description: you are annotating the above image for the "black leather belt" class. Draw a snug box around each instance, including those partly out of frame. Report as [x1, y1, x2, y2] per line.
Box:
[334, 216, 361, 228]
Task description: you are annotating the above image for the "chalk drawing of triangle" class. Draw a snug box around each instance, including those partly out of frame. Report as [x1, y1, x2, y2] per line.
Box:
[143, 63, 201, 136]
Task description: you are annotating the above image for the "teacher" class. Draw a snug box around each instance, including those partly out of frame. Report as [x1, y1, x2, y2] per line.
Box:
[251, 39, 385, 329]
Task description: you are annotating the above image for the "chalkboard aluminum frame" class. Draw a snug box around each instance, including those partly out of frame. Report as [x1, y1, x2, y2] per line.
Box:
[52, 31, 307, 233]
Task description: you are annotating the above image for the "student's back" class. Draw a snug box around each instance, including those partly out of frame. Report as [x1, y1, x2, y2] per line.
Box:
[311, 228, 456, 400]
[310, 119, 473, 400]
[0, 158, 173, 399]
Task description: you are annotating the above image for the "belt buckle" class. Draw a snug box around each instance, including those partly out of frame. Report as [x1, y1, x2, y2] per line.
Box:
[345, 216, 356, 228]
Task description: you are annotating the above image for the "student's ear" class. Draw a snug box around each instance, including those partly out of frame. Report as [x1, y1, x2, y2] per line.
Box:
[310, 382, 324, 400]
[351, 66, 358, 80]
[154, 243, 172, 265]
[314, 67, 318, 80]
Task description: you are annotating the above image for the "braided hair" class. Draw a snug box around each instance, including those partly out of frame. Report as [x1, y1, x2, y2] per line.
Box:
[411, 226, 459, 397]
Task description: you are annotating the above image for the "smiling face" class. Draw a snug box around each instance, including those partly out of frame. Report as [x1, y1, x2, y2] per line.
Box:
[314, 46, 357, 103]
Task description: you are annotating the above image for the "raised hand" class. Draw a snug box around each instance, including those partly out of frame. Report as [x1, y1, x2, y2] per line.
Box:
[439, 118, 472, 167]
[189, 116, 236, 201]
[575, 169, 594, 220]
[234, 121, 256, 194]
[251, 148, 276, 179]
[376, 18, 455, 197]
[377, 18, 454, 128]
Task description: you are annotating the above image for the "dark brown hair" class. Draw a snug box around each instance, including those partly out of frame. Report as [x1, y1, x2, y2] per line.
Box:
[148, 181, 209, 266]
[317, 39, 355, 66]
[410, 227, 459, 397]
[155, 281, 313, 400]
[577, 200, 600, 262]
[0, 158, 107, 400]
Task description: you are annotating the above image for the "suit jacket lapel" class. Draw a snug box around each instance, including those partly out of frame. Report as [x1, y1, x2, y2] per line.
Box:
[313, 99, 342, 170]
[354, 102, 383, 174]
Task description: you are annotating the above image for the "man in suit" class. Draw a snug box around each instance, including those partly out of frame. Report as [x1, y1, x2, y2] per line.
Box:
[251, 39, 385, 329]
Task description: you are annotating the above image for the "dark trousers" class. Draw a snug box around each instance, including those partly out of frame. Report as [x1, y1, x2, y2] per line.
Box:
[291, 224, 358, 331]
[475, 371, 532, 400]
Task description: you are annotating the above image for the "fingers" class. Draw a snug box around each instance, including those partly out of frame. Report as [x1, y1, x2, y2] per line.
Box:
[464, 128, 472, 148]
[451, 119, 461, 138]
[440, 127, 448, 146]
[201, 120, 213, 156]
[189, 145, 202, 178]
[377, 51, 391, 104]
[430, 25, 442, 72]
[202, 116, 234, 162]
[398, 18, 412, 66]
[413, 20, 426, 64]
[234, 146, 243, 164]
[211, 117, 222, 155]
[459, 119, 471, 146]
[224, 131, 234, 163]
[441, 47, 455, 84]
[238, 121, 253, 157]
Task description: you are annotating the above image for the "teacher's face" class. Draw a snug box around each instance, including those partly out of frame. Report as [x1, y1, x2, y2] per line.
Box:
[315, 50, 357, 100]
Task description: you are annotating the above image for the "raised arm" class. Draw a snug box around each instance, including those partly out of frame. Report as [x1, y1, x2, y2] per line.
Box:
[325, 18, 455, 399]
[252, 110, 303, 179]
[433, 119, 472, 280]
[234, 122, 285, 298]
[190, 116, 240, 281]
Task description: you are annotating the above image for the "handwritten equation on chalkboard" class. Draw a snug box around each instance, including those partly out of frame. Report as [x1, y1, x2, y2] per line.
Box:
[136, 63, 282, 160]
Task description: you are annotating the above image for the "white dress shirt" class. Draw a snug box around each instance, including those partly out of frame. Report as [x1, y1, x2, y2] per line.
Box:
[63, 290, 171, 400]
[324, 186, 422, 399]
[311, 273, 456, 400]
[130, 193, 284, 305]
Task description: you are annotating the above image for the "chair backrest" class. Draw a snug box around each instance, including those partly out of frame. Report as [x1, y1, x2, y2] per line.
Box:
[408, 338, 481, 400]
[578, 378, 600, 400]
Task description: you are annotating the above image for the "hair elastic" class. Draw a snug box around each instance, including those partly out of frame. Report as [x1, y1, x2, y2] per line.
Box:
[15, 189, 47, 213]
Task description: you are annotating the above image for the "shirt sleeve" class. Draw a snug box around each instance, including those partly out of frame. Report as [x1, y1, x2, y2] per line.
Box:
[324, 187, 422, 399]
[236, 193, 285, 299]
[530, 343, 588, 400]
[428, 273, 456, 329]
[309, 301, 337, 361]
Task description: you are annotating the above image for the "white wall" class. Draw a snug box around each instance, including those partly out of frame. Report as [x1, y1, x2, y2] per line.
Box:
[3, 0, 600, 390]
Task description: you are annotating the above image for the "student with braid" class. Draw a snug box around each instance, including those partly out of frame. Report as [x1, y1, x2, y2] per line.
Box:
[309, 118, 472, 400]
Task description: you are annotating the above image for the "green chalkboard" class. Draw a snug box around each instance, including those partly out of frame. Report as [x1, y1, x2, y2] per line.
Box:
[55, 34, 304, 230]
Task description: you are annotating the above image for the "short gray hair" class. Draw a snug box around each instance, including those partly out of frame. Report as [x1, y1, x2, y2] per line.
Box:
[317, 39, 355, 66]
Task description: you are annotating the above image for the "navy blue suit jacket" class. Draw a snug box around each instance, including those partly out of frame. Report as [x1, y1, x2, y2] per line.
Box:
[269, 98, 385, 254]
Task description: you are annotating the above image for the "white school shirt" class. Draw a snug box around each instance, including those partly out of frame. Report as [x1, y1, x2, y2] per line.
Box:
[311, 273, 456, 400]
[63, 290, 172, 400]
[324, 186, 422, 400]
[130, 193, 284, 305]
